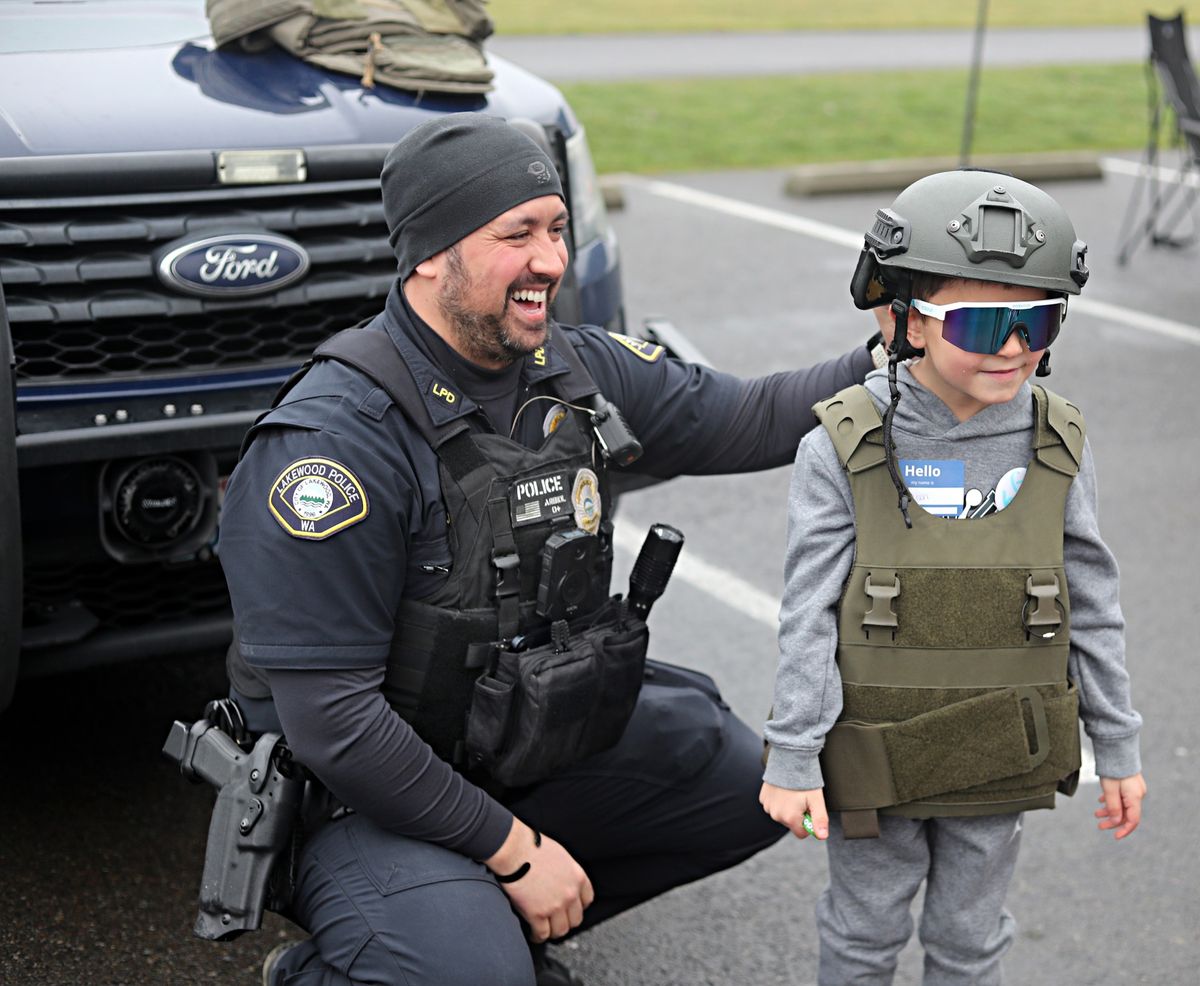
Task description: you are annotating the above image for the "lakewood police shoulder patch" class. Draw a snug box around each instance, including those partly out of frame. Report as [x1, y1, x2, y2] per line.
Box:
[268, 457, 369, 540]
[607, 332, 664, 363]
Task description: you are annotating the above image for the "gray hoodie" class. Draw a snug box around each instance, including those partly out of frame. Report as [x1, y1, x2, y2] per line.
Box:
[763, 363, 1143, 792]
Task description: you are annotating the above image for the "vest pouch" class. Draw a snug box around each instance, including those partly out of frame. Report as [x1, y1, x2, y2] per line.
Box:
[463, 673, 516, 768]
[464, 606, 649, 788]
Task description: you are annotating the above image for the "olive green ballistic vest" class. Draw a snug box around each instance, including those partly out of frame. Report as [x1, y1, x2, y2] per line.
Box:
[813, 384, 1084, 837]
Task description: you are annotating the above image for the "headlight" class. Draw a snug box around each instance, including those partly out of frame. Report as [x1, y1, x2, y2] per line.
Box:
[564, 127, 610, 249]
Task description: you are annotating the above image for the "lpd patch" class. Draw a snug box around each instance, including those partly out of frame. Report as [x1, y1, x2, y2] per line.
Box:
[608, 332, 664, 363]
[269, 457, 369, 540]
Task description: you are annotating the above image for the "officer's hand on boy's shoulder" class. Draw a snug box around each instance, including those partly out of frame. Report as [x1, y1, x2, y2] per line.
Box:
[1095, 773, 1147, 841]
[759, 782, 829, 841]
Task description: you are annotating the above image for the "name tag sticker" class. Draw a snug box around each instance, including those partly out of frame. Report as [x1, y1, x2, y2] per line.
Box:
[899, 459, 964, 517]
[510, 468, 573, 527]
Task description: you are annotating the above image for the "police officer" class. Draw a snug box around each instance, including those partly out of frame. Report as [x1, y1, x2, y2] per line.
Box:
[218, 113, 886, 986]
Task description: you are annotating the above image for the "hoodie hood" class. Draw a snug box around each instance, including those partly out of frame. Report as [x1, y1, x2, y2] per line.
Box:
[862, 361, 1036, 442]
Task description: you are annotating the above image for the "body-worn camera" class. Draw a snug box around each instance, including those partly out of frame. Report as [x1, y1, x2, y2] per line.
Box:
[536, 528, 599, 621]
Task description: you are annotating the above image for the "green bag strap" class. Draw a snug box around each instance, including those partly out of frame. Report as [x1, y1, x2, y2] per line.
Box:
[1032, 385, 1086, 478]
[813, 385, 887, 474]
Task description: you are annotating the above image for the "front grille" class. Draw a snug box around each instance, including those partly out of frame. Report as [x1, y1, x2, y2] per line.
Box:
[14, 295, 383, 380]
[2, 178, 396, 389]
[23, 556, 230, 634]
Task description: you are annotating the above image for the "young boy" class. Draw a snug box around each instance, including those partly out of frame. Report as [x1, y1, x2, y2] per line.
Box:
[760, 170, 1146, 985]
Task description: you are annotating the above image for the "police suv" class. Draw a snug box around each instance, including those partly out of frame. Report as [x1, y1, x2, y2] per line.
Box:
[0, 0, 624, 712]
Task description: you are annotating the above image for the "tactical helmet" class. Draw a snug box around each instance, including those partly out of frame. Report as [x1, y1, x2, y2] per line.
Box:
[851, 169, 1089, 310]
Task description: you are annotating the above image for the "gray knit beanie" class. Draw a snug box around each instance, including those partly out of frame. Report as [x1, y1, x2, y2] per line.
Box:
[381, 113, 565, 280]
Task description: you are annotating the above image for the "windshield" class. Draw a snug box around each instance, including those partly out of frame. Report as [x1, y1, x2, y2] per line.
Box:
[0, 0, 209, 54]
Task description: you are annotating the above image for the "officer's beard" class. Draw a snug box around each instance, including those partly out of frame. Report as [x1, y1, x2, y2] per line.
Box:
[438, 245, 553, 366]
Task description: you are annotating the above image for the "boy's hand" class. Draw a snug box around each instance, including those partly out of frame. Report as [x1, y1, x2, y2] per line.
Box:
[759, 782, 829, 840]
[1095, 773, 1147, 840]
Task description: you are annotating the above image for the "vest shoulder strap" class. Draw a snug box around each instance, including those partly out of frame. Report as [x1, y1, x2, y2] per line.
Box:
[315, 327, 471, 450]
[814, 385, 887, 473]
[1032, 386, 1086, 477]
[315, 328, 489, 483]
[550, 331, 603, 403]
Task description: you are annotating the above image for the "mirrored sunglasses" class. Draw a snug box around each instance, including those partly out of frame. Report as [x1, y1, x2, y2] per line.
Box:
[910, 298, 1065, 355]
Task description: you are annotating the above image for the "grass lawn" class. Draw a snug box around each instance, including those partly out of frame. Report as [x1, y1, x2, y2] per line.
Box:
[489, 1, 1200, 34]
[560, 63, 1156, 173]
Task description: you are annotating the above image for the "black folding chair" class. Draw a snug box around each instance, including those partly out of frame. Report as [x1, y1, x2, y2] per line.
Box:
[1117, 12, 1200, 264]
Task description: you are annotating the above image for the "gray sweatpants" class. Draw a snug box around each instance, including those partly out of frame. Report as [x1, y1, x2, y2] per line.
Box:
[816, 813, 1023, 986]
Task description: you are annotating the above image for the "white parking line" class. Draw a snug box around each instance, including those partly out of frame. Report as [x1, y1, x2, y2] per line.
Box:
[1100, 155, 1200, 187]
[614, 521, 781, 627]
[634, 176, 1200, 347]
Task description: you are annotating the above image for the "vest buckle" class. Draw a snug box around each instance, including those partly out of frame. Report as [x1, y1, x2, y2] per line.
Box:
[1022, 574, 1063, 640]
[862, 573, 900, 638]
[492, 550, 520, 576]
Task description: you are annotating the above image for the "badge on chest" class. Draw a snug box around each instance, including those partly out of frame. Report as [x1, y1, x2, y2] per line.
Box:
[509, 466, 602, 534]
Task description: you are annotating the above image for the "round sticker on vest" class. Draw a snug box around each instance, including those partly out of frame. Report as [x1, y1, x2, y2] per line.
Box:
[572, 467, 601, 534]
[543, 403, 569, 437]
[268, 457, 369, 540]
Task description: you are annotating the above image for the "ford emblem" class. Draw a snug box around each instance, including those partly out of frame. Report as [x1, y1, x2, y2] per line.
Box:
[156, 232, 310, 298]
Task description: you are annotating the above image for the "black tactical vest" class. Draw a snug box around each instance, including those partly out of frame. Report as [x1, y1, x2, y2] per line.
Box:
[813, 384, 1084, 836]
[278, 325, 646, 787]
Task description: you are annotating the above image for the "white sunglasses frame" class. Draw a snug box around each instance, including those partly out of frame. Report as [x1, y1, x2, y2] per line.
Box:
[909, 298, 1067, 320]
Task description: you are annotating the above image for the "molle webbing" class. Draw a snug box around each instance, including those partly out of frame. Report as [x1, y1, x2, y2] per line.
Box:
[382, 598, 505, 764]
[813, 383, 1085, 821]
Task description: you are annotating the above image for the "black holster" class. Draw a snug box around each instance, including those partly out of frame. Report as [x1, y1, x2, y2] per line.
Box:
[163, 718, 305, 941]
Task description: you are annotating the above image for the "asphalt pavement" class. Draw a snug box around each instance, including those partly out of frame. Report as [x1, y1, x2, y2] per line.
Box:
[488, 25, 1194, 81]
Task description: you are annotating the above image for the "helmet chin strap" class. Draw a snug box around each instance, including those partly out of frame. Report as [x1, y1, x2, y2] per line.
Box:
[1036, 350, 1052, 377]
[883, 288, 916, 530]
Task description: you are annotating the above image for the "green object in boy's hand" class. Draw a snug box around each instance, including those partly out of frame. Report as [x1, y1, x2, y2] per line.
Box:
[803, 813, 815, 836]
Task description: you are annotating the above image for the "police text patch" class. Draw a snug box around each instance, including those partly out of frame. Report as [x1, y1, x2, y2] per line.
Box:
[510, 469, 573, 527]
[269, 457, 369, 540]
[608, 332, 664, 362]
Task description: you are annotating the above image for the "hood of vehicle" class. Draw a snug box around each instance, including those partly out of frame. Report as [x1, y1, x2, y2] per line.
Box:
[0, 37, 572, 159]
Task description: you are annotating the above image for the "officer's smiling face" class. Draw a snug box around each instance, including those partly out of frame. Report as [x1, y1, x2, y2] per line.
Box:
[434, 194, 569, 368]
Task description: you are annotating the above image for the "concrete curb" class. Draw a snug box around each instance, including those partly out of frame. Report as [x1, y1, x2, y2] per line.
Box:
[598, 152, 1104, 211]
[783, 151, 1103, 196]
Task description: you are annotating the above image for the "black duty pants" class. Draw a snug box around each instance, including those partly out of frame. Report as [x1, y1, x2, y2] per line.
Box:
[272, 663, 786, 986]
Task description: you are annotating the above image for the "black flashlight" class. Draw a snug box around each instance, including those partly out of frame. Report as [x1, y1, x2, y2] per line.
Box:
[627, 523, 685, 621]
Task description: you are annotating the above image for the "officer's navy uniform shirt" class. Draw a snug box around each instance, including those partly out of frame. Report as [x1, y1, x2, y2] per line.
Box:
[217, 282, 872, 858]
